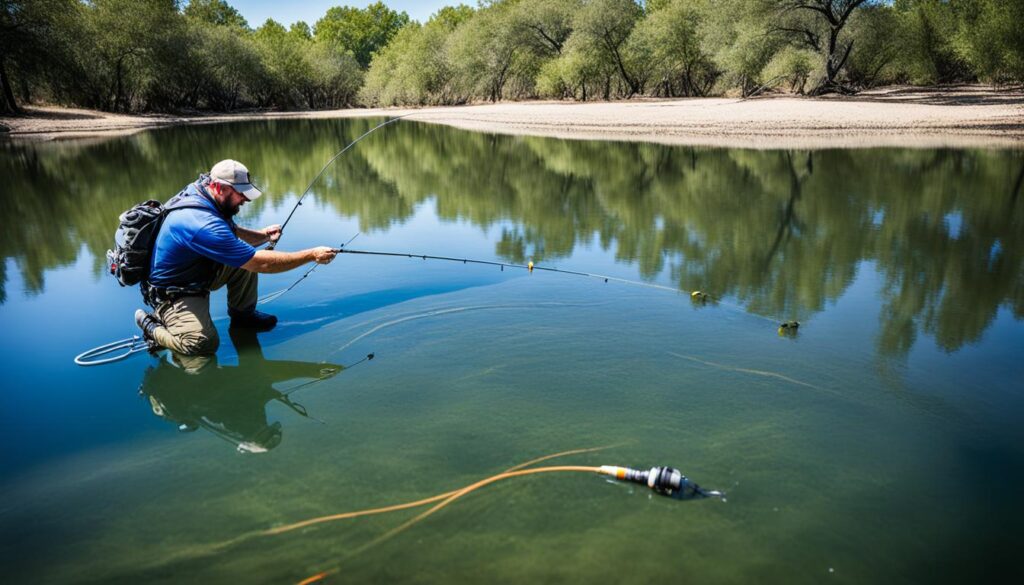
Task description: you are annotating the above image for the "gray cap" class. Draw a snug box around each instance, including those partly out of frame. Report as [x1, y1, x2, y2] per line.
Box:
[210, 159, 262, 201]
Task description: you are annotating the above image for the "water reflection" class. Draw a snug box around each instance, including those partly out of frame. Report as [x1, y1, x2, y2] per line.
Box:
[138, 328, 343, 453]
[1, 120, 1022, 359]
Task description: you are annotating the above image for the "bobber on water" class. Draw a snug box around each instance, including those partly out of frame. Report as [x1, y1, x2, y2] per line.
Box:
[778, 321, 800, 336]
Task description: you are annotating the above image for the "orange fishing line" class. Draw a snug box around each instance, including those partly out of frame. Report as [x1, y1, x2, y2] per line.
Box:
[297, 465, 604, 584]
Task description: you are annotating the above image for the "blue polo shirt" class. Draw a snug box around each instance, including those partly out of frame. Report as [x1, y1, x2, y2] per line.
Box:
[148, 181, 257, 289]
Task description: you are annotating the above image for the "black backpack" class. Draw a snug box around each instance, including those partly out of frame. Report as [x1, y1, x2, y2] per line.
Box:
[106, 198, 207, 287]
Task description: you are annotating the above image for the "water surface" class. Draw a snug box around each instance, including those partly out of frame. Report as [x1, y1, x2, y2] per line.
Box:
[1, 120, 1022, 584]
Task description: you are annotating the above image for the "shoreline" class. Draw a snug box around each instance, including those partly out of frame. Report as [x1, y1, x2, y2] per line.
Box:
[3, 86, 1022, 149]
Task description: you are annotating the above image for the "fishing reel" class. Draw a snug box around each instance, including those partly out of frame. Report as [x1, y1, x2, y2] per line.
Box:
[599, 465, 723, 499]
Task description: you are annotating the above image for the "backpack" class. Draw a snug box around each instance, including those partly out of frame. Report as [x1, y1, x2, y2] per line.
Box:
[106, 198, 208, 287]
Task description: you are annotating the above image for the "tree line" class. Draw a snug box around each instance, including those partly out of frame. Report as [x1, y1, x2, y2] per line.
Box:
[2, 0, 1023, 114]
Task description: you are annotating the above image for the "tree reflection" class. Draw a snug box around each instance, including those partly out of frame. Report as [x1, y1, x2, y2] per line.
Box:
[1, 120, 1021, 359]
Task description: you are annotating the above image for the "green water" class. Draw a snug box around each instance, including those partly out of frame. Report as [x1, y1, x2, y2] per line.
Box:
[1, 120, 1022, 584]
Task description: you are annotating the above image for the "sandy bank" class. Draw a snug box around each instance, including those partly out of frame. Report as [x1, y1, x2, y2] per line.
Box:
[2, 86, 1022, 149]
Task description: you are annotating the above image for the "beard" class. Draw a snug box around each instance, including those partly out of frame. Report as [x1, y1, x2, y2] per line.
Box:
[224, 200, 242, 217]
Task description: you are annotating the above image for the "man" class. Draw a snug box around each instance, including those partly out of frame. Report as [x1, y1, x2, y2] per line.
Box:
[135, 159, 337, 358]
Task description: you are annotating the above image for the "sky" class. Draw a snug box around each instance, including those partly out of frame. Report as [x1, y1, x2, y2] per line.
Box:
[230, 1, 456, 28]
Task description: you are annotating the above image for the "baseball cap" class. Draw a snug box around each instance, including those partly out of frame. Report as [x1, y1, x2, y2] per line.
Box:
[210, 159, 262, 201]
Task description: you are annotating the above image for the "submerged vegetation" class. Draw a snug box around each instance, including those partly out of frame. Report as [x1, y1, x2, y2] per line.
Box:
[2, 0, 1022, 114]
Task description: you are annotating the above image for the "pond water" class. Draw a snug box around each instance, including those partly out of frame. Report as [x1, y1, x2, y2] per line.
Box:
[1, 119, 1022, 584]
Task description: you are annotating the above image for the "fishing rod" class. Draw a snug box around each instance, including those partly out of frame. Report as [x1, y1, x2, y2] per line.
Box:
[267, 113, 416, 250]
[257, 243, 796, 332]
[253, 242, 688, 307]
[279, 353, 375, 396]
[332, 247, 685, 293]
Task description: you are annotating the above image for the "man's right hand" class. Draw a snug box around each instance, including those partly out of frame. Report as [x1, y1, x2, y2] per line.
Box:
[311, 246, 337, 265]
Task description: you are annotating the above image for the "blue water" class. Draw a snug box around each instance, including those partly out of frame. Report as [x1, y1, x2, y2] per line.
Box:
[0, 120, 1022, 584]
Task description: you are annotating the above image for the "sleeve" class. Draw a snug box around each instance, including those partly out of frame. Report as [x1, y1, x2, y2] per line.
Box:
[186, 218, 257, 268]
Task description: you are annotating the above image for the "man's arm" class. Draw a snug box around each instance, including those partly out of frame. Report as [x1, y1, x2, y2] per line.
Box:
[241, 247, 337, 274]
[237, 224, 282, 247]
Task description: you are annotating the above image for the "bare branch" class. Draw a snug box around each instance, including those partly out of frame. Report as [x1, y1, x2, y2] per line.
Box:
[834, 39, 855, 73]
[773, 26, 821, 51]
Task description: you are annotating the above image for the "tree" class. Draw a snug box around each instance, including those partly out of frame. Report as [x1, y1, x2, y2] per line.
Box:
[953, 0, 1024, 84]
[186, 20, 268, 109]
[536, 39, 606, 100]
[183, 0, 248, 29]
[570, 0, 645, 97]
[843, 2, 901, 88]
[307, 42, 363, 108]
[252, 19, 309, 107]
[314, 1, 410, 69]
[772, 0, 873, 94]
[0, 0, 79, 113]
[509, 0, 579, 56]
[448, 3, 525, 102]
[892, 0, 970, 84]
[84, 0, 182, 112]
[702, 0, 782, 96]
[361, 8, 474, 106]
[628, 0, 719, 97]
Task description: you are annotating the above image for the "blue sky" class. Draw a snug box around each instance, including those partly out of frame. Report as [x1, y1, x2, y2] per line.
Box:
[230, 1, 457, 28]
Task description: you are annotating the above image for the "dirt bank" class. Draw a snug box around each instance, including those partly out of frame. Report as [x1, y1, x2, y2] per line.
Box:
[3, 85, 1022, 149]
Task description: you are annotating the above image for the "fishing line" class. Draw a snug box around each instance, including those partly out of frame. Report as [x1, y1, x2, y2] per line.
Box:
[74, 335, 151, 366]
[258, 233, 361, 305]
[262, 245, 790, 329]
[331, 302, 595, 354]
[278, 352, 375, 396]
[294, 456, 723, 583]
[262, 445, 617, 538]
[144, 446, 617, 567]
[133, 444, 721, 582]
[260, 244, 687, 309]
[667, 351, 836, 395]
[268, 112, 415, 250]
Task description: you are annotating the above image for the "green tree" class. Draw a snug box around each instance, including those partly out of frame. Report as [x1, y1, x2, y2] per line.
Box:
[628, 0, 719, 97]
[509, 0, 578, 56]
[953, 0, 1024, 84]
[761, 46, 818, 94]
[447, 3, 526, 102]
[536, 43, 605, 100]
[702, 0, 781, 96]
[307, 42, 363, 108]
[83, 0, 183, 112]
[843, 2, 901, 88]
[769, 0, 872, 94]
[185, 20, 268, 110]
[183, 0, 248, 29]
[314, 1, 410, 69]
[892, 0, 969, 84]
[361, 7, 474, 106]
[569, 0, 645, 97]
[252, 19, 311, 107]
[0, 0, 80, 113]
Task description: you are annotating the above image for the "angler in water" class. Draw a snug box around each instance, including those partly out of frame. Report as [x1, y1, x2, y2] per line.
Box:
[132, 160, 338, 364]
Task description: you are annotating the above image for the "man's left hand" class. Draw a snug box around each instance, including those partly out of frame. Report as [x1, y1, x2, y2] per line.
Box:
[262, 225, 282, 244]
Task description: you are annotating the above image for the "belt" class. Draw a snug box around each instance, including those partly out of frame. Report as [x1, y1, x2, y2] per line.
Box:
[142, 282, 209, 308]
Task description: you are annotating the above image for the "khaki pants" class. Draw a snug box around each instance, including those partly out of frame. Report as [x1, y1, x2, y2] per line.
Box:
[151, 265, 258, 362]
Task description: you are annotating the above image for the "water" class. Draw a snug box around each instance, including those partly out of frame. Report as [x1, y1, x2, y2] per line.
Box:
[1, 119, 1022, 584]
